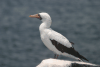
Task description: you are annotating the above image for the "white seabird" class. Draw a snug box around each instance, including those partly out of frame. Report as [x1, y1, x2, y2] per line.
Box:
[29, 12, 88, 61]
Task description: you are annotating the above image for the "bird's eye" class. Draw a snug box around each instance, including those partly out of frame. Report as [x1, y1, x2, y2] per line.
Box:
[38, 14, 42, 20]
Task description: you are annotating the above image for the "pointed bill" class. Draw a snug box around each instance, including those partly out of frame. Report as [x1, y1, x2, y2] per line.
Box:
[29, 14, 40, 19]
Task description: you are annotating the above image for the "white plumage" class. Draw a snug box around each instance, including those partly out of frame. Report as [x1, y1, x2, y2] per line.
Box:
[29, 12, 88, 61]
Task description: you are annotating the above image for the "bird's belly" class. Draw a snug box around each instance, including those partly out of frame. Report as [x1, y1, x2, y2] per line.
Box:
[41, 34, 62, 54]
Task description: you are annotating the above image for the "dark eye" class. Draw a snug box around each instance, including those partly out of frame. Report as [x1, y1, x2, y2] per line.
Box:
[38, 14, 42, 20]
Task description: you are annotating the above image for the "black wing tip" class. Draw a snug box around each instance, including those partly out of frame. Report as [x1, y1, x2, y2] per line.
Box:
[79, 55, 89, 62]
[82, 58, 89, 62]
[85, 58, 89, 62]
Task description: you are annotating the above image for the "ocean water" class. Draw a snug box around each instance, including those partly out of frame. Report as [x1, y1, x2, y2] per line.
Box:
[0, 0, 100, 67]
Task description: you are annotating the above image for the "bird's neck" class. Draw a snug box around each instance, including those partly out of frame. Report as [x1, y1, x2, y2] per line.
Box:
[39, 21, 51, 33]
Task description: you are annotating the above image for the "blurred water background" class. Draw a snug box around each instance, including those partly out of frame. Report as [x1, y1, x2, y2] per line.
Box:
[0, 0, 100, 67]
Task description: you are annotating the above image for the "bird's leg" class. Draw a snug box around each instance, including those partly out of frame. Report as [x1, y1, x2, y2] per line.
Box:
[56, 55, 59, 59]
[54, 54, 59, 59]
[54, 54, 56, 59]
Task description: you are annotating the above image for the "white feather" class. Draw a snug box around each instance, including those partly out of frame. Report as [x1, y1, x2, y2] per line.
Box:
[45, 28, 72, 48]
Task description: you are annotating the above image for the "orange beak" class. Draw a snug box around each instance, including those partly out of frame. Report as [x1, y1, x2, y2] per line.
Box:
[29, 14, 40, 18]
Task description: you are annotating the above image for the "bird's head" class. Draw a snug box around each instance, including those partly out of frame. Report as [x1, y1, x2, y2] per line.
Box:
[29, 12, 51, 22]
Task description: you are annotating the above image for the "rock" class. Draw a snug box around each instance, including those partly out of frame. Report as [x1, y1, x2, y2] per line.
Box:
[36, 58, 100, 67]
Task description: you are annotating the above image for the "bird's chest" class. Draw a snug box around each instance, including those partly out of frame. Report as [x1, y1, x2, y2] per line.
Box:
[40, 33, 50, 45]
[40, 33, 47, 40]
[40, 32, 53, 49]
[40, 29, 49, 40]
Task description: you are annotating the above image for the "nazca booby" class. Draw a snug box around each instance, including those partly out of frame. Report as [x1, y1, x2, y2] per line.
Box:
[29, 12, 88, 61]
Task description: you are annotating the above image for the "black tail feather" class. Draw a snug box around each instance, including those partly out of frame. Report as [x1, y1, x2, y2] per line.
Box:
[79, 54, 89, 61]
